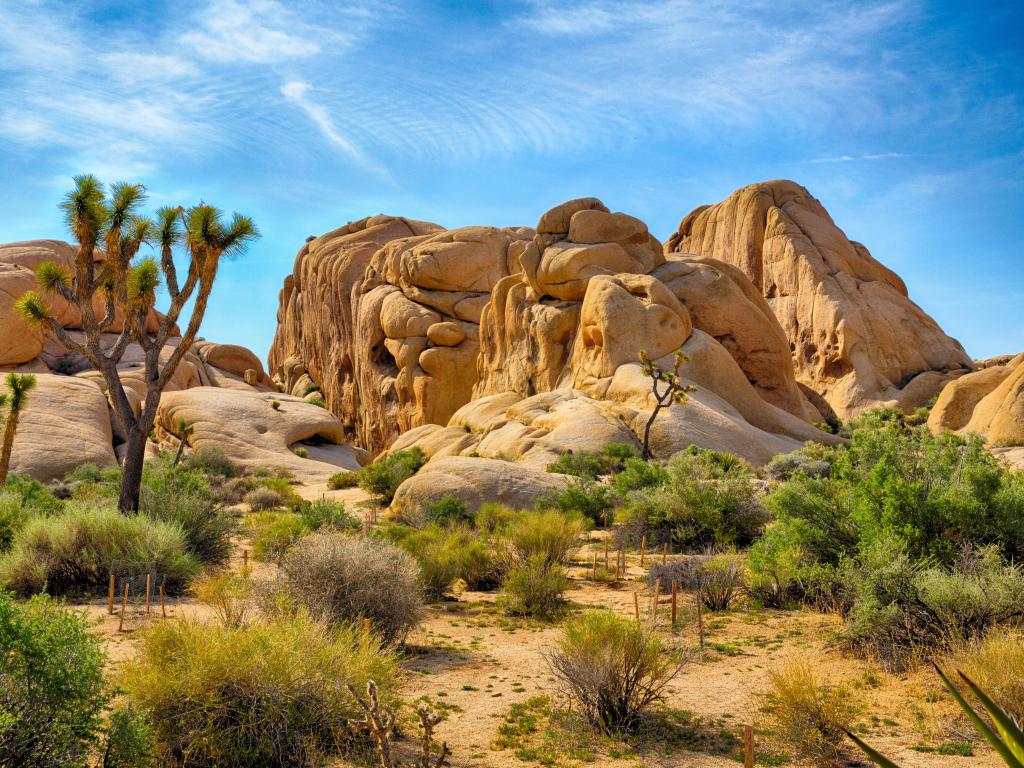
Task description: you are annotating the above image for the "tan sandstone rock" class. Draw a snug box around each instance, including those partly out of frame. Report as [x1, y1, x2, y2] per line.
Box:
[156, 387, 360, 479]
[665, 181, 973, 420]
[8, 374, 116, 481]
[390, 455, 570, 516]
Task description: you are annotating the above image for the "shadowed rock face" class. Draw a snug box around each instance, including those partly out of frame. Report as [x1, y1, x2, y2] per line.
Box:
[929, 353, 1024, 449]
[665, 180, 974, 420]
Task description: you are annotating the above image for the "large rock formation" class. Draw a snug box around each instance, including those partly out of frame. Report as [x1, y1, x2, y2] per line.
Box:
[272, 195, 846, 466]
[929, 353, 1024, 449]
[665, 181, 973, 420]
[1, 239, 358, 482]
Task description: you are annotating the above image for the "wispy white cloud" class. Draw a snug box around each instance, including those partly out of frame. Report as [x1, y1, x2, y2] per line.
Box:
[280, 81, 391, 179]
[180, 0, 323, 63]
[810, 152, 907, 163]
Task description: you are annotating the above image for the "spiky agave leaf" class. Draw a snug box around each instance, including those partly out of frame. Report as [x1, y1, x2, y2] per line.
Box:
[35, 260, 70, 293]
[844, 729, 904, 768]
[14, 291, 51, 325]
[955, 669, 1024, 764]
[934, 664, 1024, 768]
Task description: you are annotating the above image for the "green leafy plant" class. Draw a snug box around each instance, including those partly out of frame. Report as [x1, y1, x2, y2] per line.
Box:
[545, 610, 683, 731]
[326, 471, 360, 490]
[357, 448, 427, 504]
[122, 613, 399, 767]
[638, 349, 696, 459]
[0, 591, 110, 768]
[848, 664, 1024, 767]
[0, 373, 37, 486]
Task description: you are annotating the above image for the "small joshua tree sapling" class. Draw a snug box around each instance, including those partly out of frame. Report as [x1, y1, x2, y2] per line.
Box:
[638, 349, 696, 460]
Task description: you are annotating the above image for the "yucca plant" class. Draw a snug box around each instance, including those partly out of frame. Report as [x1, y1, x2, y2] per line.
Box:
[0, 373, 37, 485]
[171, 417, 194, 467]
[15, 176, 258, 511]
[847, 663, 1024, 767]
[638, 349, 696, 459]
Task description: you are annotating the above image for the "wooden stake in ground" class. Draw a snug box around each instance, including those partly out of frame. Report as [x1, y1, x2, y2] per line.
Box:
[633, 591, 640, 620]
[652, 579, 660, 621]
[159, 583, 166, 618]
[640, 535, 646, 567]
[604, 540, 609, 571]
[662, 542, 668, 564]
[363, 617, 372, 635]
[744, 725, 754, 768]
[117, 582, 129, 633]
[592, 552, 597, 580]
[243, 548, 248, 568]
[619, 547, 625, 577]
[108, 573, 115, 615]
[697, 590, 705, 649]
[671, 579, 678, 624]
[145, 573, 151, 614]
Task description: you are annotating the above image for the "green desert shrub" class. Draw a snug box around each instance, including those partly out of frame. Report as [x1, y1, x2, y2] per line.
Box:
[357, 447, 427, 503]
[612, 457, 669, 494]
[281, 533, 422, 643]
[617, 449, 766, 550]
[546, 610, 682, 731]
[506, 508, 587, 568]
[384, 524, 461, 600]
[122, 613, 400, 768]
[0, 591, 111, 768]
[760, 659, 861, 766]
[0, 491, 30, 552]
[245, 511, 309, 564]
[183, 447, 237, 478]
[546, 442, 638, 479]
[326, 470, 360, 489]
[3, 472, 63, 515]
[746, 531, 807, 608]
[648, 551, 748, 610]
[762, 450, 832, 482]
[498, 556, 569, 620]
[297, 498, 360, 532]
[0, 506, 199, 596]
[475, 502, 517, 533]
[943, 630, 1024, 726]
[424, 493, 472, 525]
[843, 542, 1024, 667]
[100, 705, 157, 768]
[243, 486, 282, 511]
[193, 570, 255, 628]
[213, 476, 253, 505]
[540, 478, 616, 526]
[140, 460, 236, 566]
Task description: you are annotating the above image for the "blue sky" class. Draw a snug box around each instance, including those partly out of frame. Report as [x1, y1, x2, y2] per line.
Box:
[1, 0, 1021, 362]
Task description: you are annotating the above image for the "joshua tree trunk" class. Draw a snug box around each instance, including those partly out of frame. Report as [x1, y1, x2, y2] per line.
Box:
[0, 410, 20, 486]
[16, 176, 257, 511]
[173, 434, 187, 467]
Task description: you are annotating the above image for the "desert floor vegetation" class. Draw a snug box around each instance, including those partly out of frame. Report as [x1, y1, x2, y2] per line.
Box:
[2, 409, 1022, 767]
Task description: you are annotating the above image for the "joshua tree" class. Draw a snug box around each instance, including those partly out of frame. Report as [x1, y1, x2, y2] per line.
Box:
[638, 349, 696, 460]
[0, 373, 37, 485]
[171, 417, 194, 467]
[16, 176, 258, 511]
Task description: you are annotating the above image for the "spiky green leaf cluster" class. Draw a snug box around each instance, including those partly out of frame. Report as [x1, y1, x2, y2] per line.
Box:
[4, 372, 37, 412]
[848, 664, 1024, 767]
[127, 257, 161, 305]
[35, 260, 70, 293]
[14, 291, 51, 325]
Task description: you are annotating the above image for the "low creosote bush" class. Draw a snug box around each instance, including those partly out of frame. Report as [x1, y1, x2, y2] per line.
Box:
[648, 552, 748, 610]
[760, 659, 861, 766]
[122, 613, 400, 768]
[140, 459, 236, 567]
[298, 498, 360, 532]
[3, 473, 63, 515]
[0, 505, 199, 596]
[243, 486, 282, 512]
[546, 442, 639, 479]
[498, 555, 569, 620]
[539, 478, 617, 526]
[192, 569, 254, 628]
[245, 511, 309, 564]
[356, 448, 427, 504]
[326, 471, 360, 490]
[183, 447, 237, 478]
[386, 523, 504, 597]
[0, 591, 110, 768]
[546, 610, 683, 731]
[506, 509, 587, 569]
[281, 532, 422, 644]
[0, 491, 30, 552]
